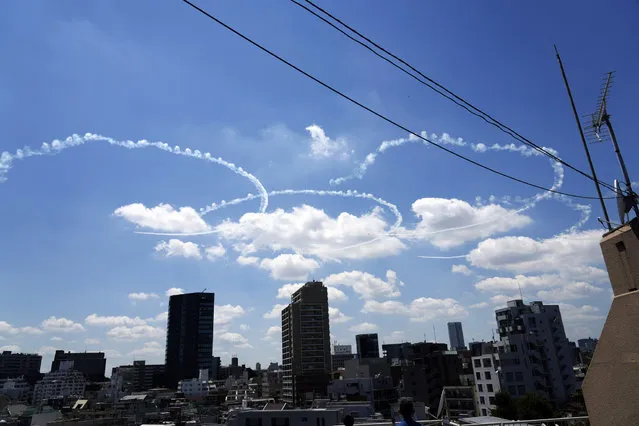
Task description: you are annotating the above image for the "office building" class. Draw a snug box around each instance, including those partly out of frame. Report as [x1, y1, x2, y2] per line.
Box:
[495, 299, 576, 406]
[165, 292, 214, 388]
[0, 351, 42, 385]
[448, 322, 465, 350]
[356, 333, 380, 359]
[577, 337, 598, 354]
[33, 362, 86, 405]
[471, 343, 501, 416]
[333, 344, 352, 355]
[51, 350, 105, 382]
[281, 281, 331, 404]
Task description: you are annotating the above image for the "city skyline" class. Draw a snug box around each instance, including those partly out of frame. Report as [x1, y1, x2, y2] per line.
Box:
[2, 0, 636, 372]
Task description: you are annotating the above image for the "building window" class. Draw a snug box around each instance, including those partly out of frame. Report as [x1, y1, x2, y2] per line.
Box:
[476, 372, 481, 380]
[515, 372, 523, 382]
[487, 384, 493, 392]
[485, 371, 491, 380]
[517, 385, 526, 396]
[477, 384, 483, 392]
[508, 385, 516, 395]
[483, 358, 492, 368]
[474, 359, 481, 368]
[480, 396, 485, 404]
[482, 408, 487, 416]
[489, 396, 495, 405]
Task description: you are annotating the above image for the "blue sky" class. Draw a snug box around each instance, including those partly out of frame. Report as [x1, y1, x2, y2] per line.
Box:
[1, 0, 638, 374]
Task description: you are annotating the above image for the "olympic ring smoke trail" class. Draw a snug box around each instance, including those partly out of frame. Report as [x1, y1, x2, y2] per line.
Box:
[0, 133, 269, 212]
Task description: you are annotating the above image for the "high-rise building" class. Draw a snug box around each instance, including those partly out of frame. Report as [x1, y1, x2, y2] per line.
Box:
[0, 351, 42, 385]
[51, 351, 105, 382]
[448, 322, 465, 350]
[165, 292, 215, 388]
[356, 334, 380, 359]
[577, 337, 598, 354]
[281, 281, 331, 404]
[495, 299, 576, 406]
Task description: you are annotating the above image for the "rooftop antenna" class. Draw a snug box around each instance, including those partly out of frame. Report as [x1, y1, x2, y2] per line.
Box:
[432, 324, 437, 342]
[202, 288, 207, 293]
[555, 45, 612, 230]
[518, 282, 524, 302]
[586, 71, 639, 222]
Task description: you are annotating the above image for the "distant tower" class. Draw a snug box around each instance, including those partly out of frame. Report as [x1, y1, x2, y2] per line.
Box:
[256, 362, 261, 371]
[447, 322, 465, 350]
[356, 334, 380, 359]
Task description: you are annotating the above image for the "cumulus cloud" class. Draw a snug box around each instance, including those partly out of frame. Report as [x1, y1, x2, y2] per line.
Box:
[237, 256, 260, 266]
[489, 294, 519, 306]
[468, 230, 603, 273]
[263, 304, 287, 319]
[128, 341, 164, 357]
[217, 331, 253, 348]
[452, 265, 473, 276]
[263, 326, 282, 341]
[259, 254, 320, 281]
[558, 303, 605, 322]
[85, 314, 147, 327]
[362, 297, 467, 322]
[146, 312, 168, 323]
[215, 205, 405, 261]
[113, 203, 210, 233]
[475, 273, 604, 301]
[384, 330, 406, 343]
[276, 283, 304, 299]
[329, 307, 353, 324]
[107, 324, 165, 341]
[405, 198, 532, 249]
[327, 287, 348, 302]
[469, 302, 489, 309]
[215, 305, 246, 325]
[166, 288, 185, 297]
[306, 124, 351, 160]
[128, 292, 159, 301]
[0, 322, 43, 335]
[155, 239, 201, 259]
[348, 322, 377, 333]
[537, 282, 603, 301]
[41, 317, 85, 333]
[239, 324, 250, 331]
[324, 270, 401, 299]
[50, 336, 64, 341]
[0, 345, 21, 352]
[205, 243, 226, 260]
[84, 338, 101, 345]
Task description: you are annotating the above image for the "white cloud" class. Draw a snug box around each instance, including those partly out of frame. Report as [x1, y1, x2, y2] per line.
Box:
[348, 322, 377, 333]
[452, 265, 473, 276]
[276, 283, 304, 300]
[239, 324, 250, 331]
[306, 124, 351, 160]
[146, 312, 168, 323]
[384, 330, 406, 342]
[166, 287, 185, 297]
[0, 322, 43, 335]
[468, 230, 603, 273]
[537, 282, 603, 301]
[475, 273, 604, 301]
[327, 287, 348, 303]
[216, 205, 405, 261]
[215, 305, 246, 325]
[85, 314, 147, 327]
[263, 326, 282, 341]
[489, 294, 519, 307]
[263, 304, 287, 319]
[155, 239, 201, 259]
[128, 292, 159, 301]
[107, 324, 165, 341]
[558, 303, 606, 322]
[113, 203, 210, 233]
[50, 336, 64, 341]
[18, 326, 43, 335]
[0, 345, 20, 352]
[84, 338, 101, 345]
[469, 302, 489, 309]
[128, 341, 164, 357]
[324, 270, 401, 299]
[406, 198, 532, 249]
[217, 332, 253, 348]
[259, 254, 320, 281]
[329, 307, 353, 324]
[41, 317, 85, 333]
[205, 243, 226, 260]
[362, 297, 467, 322]
[237, 255, 260, 266]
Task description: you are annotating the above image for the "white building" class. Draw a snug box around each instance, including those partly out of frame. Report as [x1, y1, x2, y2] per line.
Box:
[0, 377, 32, 403]
[33, 362, 86, 405]
[333, 344, 352, 355]
[178, 369, 217, 400]
[472, 350, 501, 416]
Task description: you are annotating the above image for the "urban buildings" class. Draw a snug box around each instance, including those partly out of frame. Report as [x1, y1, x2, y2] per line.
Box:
[447, 322, 465, 350]
[0, 376, 33, 403]
[471, 343, 501, 416]
[577, 337, 598, 354]
[33, 362, 86, 405]
[109, 360, 165, 400]
[178, 369, 216, 400]
[165, 291, 215, 388]
[281, 281, 331, 404]
[495, 299, 577, 406]
[356, 333, 380, 359]
[331, 344, 355, 370]
[0, 351, 42, 385]
[50, 351, 105, 382]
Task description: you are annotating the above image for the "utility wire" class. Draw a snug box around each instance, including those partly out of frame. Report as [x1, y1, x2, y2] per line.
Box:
[181, 0, 613, 200]
[295, 0, 618, 194]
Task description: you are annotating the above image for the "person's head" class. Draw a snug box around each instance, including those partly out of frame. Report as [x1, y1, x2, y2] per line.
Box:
[343, 414, 355, 426]
[399, 398, 414, 419]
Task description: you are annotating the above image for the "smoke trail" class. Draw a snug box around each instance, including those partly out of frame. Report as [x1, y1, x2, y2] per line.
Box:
[0, 133, 269, 212]
[417, 255, 469, 259]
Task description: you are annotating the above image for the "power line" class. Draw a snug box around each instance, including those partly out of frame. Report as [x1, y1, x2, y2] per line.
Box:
[294, 0, 617, 194]
[181, 0, 612, 200]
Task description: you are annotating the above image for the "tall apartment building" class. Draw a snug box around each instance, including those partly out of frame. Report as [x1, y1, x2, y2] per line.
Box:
[495, 300, 576, 406]
[447, 322, 465, 350]
[471, 342, 501, 416]
[165, 292, 215, 388]
[51, 351, 106, 382]
[356, 333, 380, 359]
[577, 337, 598, 354]
[281, 281, 331, 404]
[0, 351, 42, 385]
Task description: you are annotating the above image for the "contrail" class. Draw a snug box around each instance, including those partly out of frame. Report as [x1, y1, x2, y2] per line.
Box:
[417, 254, 469, 259]
[0, 133, 269, 212]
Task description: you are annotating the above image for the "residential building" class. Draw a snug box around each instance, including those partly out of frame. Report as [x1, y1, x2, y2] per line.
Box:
[178, 369, 216, 400]
[109, 361, 165, 400]
[33, 362, 86, 405]
[577, 337, 598, 354]
[332, 352, 355, 370]
[0, 351, 42, 385]
[437, 386, 477, 418]
[51, 350, 106, 382]
[0, 377, 33, 403]
[327, 377, 373, 402]
[471, 344, 501, 416]
[281, 281, 331, 404]
[448, 322, 466, 350]
[165, 292, 215, 388]
[356, 333, 380, 359]
[495, 299, 577, 406]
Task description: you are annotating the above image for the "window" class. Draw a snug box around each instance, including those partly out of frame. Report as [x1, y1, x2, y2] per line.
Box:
[482, 409, 487, 416]
[515, 372, 523, 381]
[483, 358, 492, 368]
[477, 384, 483, 392]
[476, 372, 481, 380]
[489, 396, 495, 405]
[517, 385, 525, 396]
[479, 396, 485, 404]
[474, 359, 481, 368]
[487, 384, 493, 392]
[508, 385, 516, 395]
[485, 371, 491, 380]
